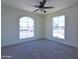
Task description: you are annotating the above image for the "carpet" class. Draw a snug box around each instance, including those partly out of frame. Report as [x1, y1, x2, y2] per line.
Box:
[1, 39, 78, 59]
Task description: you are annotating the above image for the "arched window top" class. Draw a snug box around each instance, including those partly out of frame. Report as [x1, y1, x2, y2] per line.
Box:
[20, 16, 34, 23]
[20, 16, 34, 20]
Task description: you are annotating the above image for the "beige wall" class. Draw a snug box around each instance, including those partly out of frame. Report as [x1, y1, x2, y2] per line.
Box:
[43, 4, 78, 48]
[1, 5, 43, 47]
[1, 3, 78, 48]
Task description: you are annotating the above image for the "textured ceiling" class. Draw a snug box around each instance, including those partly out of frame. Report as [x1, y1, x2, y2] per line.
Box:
[1, 0, 78, 14]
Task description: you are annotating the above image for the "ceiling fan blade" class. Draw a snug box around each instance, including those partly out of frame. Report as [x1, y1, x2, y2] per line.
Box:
[42, 0, 46, 5]
[40, 0, 46, 7]
[34, 5, 39, 8]
[43, 6, 54, 9]
[33, 9, 39, 12]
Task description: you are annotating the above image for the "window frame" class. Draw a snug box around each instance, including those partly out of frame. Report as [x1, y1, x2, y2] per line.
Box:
[52, 15, 65, 39]
[19, 16, 35, 39]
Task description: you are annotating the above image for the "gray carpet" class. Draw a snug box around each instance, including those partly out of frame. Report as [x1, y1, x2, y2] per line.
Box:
[1, 39, 78, 59]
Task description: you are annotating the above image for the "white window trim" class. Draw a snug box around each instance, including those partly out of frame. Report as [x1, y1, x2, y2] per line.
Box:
[52, 15, 65, 39]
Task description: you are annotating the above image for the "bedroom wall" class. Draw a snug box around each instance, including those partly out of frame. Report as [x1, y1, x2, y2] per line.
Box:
[1, 3, 78, 48]
[43, 3, 78, 48]
[1, 5, 43, 47]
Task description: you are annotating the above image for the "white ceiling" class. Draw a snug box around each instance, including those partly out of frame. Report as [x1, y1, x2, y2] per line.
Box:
[1, 0, 78, 14]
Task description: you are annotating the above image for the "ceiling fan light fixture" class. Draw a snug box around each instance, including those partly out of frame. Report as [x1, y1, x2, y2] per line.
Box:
[33, 0, 54, 13]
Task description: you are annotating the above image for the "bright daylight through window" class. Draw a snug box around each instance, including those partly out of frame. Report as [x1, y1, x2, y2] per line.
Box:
[19, 17, 34, 39]
[53, 15, 65, 39]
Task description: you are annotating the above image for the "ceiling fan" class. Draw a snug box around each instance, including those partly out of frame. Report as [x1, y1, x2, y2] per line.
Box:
[33, 0, 54, 13]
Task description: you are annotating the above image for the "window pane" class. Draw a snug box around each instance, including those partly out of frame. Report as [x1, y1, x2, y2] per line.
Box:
[58, 15, 65, 27]
[20, 31, 28, 39]
[53, 15, 65, 39]
[53, 17, 59, 26]
[19, 17, 34, 39]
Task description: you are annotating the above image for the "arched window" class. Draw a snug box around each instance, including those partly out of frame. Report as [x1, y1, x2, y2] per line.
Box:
[19, 16, 34, 39]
